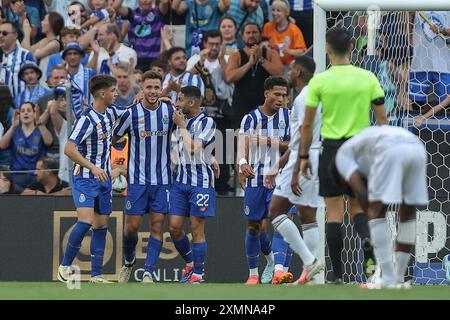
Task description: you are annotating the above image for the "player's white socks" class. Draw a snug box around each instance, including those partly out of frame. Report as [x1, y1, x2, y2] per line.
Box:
[275, 264, 284, 272]
[249, 268, 258, 276]
[369, 218, 396, 284]
[272, 215, 315, 266]
[395, 251, 411, 283]
[395, 220, 416, 283]
[302, 223, 319, 256]
[264, 252, 274, 265]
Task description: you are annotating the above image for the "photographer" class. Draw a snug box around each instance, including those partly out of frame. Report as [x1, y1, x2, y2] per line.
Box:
[225, 23, 283, 129]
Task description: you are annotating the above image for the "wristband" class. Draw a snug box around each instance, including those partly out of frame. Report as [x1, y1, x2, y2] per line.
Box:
[239, 158, 248, 166]
[299, 154, 309, 160]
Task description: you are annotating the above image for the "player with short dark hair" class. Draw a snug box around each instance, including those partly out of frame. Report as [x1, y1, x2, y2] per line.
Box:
[237, 76, 291, 285]
[295, 27, 388, 284]
[58, 74, 124, 284]
[267, 56, 325, 285]
[168, 85, 219, 284]
[333, 125, 428, 289]
[114, 70, 176, 283]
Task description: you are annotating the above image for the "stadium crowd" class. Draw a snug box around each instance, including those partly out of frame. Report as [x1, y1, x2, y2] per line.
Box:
[0, 1, 448, 195]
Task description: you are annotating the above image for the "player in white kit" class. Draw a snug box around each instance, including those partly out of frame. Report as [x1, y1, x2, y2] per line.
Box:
[267, 56, 324, 285]
[333, 125, 428, 289]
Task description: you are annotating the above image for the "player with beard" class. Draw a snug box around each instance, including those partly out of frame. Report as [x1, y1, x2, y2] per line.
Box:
[114, 71, 176, 283]
[162, 47, 205, 103]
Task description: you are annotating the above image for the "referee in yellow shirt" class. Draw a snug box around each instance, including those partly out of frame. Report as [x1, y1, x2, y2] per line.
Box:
[293, 28, 388, 284]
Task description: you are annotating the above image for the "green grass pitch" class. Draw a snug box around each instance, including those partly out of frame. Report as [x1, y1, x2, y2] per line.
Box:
[0, 282, 449, 300]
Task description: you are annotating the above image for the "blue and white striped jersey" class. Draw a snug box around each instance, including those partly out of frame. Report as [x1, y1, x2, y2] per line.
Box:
[174, 111, 216, 188]
[69, 105, 125, 178]
[0, 46, 35, 98]
[114, 101, 175, 185]
[162, 71, 205, 102]
[240, 107, 290, 187]
[68, 65, 97, 119]
[287, 0, 313, 11]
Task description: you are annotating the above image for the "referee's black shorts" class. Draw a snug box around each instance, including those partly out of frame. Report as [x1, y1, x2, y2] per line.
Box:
[318, 138, 352, 197]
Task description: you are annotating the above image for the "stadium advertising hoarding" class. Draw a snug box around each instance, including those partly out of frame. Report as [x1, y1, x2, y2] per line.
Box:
[0, 196, 448, 283]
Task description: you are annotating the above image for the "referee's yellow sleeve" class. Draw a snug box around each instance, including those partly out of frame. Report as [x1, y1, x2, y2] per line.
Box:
[305, 76, 320, 107]
[370, 73, 385, 101]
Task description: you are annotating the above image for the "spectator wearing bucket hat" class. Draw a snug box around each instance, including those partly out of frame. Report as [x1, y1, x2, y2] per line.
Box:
[62, 41, 96, 119]
[15, 61, 52, 108]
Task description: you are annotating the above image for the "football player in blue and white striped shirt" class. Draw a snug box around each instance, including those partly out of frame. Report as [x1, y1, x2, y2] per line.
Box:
[237, 76, 291, 285]
[161, 47, 205, 102]
[58, 75, 124, 284]
[114, 71, 176, 283]
[169, 86, 219, 284]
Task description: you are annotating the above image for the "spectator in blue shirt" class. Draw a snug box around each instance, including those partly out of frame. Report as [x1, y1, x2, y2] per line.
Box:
[0, 84, 15, 167]
[0, 102, 53, 191]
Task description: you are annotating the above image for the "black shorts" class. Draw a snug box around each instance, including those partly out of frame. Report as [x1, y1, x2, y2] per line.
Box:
[318, 139, 352, 197]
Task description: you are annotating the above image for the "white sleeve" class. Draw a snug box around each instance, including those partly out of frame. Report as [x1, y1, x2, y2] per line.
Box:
[187, 55, 200, 71]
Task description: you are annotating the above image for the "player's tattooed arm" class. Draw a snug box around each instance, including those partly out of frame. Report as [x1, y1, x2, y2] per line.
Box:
[173, 110, 203, 155]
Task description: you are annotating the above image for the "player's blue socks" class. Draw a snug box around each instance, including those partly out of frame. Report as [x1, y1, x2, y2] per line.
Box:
[192, 242, 207, 277]
[284, 247, 293, 269]
[272, 231, 288, 266]
[61, 221, 91, 266]
[245, 231, 260, 269]
[123, 234, 138, 265]
[91, 227, 107, 277]
[145, 236, 163, 274]
[259, 232, 272, 256]
[173, 235, 193, 264]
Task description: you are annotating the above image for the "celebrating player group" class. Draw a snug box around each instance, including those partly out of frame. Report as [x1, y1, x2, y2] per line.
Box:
[57, 28, 428, 289]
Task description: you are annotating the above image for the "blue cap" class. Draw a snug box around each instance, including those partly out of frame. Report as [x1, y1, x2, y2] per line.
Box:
[54, 82, 67, 99]
[62, 42, 85, 59]
[19, 61, 42, 81]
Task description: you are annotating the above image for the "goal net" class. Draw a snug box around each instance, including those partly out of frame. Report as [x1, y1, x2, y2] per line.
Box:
[315, 4, 450, 284]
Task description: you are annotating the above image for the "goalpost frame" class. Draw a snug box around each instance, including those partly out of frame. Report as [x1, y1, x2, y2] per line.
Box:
[312, 0, 448, 284]
[313, 0, 449, 72]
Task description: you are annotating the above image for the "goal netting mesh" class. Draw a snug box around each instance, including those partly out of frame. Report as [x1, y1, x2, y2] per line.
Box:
[323, 10, 450, 284]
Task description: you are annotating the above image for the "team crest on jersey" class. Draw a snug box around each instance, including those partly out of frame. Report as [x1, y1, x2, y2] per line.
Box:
[139, 118, 145, 125]
[162, 114, 169, 124]
[33, 136, 40, 144]
[278, 120, 286, 129]
[244, 205, 250, 216]
[126, 201, 132, 210]
[79, 193, 86, 203]
[255, 124, 262, 130]
[97, 123, 102, 129]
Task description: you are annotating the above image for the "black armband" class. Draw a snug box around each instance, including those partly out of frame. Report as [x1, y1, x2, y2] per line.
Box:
[372, 97, 385, 106]
[299, 154, 309, 160]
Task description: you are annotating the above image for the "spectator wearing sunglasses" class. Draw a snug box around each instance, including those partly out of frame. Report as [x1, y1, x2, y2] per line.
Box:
[43, 0, 91, 26]
[0, 22, 36, 98]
